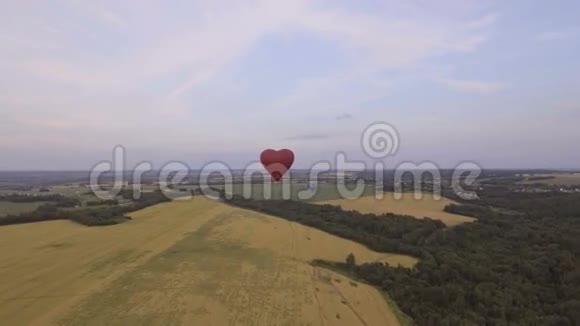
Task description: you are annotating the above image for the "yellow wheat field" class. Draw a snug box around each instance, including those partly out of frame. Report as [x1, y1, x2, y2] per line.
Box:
[319, 192, 475, 226]
[0, 197, 416, 325]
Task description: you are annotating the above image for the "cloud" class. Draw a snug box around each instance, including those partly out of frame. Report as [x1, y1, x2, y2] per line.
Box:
[466, 13, 500, 30]
[265, 8, 497, 115]
[335, 113, 353, 120]
[3, 1, 497, 98]
[0, 1, 505, 168]
[100, 10, 126, 28]
[536, 31, 575, 41]
[441, 78, 505, 94]
[284, 134, 329, 141]
[296, 9, 497, 70]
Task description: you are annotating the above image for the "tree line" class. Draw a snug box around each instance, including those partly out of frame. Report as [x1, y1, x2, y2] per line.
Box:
[0, 191, 170, 226]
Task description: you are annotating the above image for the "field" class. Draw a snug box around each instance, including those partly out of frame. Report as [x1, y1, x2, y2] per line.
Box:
[0, 201, 47, 217]
[0, 197, 416, 325]
[210, 182, 378, 202]
[319, 192, 475, 226]
[520, 173, 580, 186]
[0, 184, 104, 217]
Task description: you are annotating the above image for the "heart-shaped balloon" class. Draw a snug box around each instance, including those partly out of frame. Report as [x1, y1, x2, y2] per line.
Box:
[260, 149, 294, 181]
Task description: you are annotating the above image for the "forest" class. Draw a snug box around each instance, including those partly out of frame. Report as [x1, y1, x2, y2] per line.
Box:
[224, 189, 580, 325]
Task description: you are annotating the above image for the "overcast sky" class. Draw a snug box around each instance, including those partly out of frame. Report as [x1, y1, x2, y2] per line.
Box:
[1, 0, 579, 170]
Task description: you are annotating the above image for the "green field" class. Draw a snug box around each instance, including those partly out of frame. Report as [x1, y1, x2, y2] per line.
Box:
[0, 182, 378, 217]
[208, 182, 378, 202]
[0, 202, 47, 217]
[520, 173, 580, 186]
[0, 184, 106, 217]
[50, 185, 104, 205]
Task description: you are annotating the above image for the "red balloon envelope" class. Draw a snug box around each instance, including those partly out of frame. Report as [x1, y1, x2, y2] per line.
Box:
[260, 149, 294, 181]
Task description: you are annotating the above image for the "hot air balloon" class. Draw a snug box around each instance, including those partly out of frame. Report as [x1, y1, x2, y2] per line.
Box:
[260, 149, 294, 181]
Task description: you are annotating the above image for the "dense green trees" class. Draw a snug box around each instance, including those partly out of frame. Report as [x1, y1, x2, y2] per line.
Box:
[86, 199, 119, 206]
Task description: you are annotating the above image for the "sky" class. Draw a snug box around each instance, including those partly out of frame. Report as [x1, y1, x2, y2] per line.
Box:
[1, 0, 579, 170]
